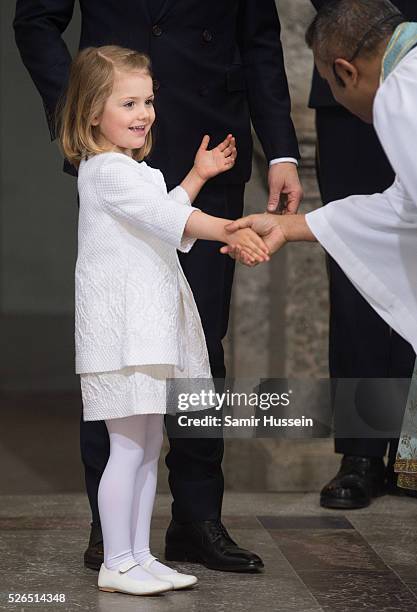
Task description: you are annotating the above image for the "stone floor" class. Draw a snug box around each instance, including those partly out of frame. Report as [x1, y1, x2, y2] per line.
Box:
[1, 492, 417, 612]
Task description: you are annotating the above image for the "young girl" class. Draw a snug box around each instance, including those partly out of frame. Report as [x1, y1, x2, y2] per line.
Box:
[59, 45, 269, 597]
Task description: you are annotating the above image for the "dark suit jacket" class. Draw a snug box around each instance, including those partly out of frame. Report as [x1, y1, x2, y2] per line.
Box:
[309, 0, 417, 108]
[14, 0, 300, 185]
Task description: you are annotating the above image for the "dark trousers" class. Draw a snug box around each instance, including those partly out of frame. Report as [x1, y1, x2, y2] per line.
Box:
[315, 107, 415, 460]
[80, 181, 245, 527]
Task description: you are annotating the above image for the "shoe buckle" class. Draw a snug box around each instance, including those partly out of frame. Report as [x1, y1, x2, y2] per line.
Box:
[141, 556, 158, 570]
[118, 560, 140, 573]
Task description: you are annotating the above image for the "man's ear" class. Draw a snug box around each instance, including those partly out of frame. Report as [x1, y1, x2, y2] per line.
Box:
[334, 58, 358, 86]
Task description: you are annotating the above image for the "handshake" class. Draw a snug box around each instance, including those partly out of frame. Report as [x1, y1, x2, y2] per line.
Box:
[190, 133, 310, 265]
[220, 212, 314, 266]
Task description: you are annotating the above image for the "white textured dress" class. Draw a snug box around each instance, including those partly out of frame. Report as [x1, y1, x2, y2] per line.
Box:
[75, 152, 212, 421]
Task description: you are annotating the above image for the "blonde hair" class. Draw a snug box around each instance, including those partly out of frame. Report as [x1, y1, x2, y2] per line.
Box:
[58, 46, 153, 166]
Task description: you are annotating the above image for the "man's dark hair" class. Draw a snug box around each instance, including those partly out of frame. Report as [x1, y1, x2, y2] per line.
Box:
[306, 0, 405, 63]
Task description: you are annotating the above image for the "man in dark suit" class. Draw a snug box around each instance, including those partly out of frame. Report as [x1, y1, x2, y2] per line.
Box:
[309, 0, 416, 509]
[14, 0, 301, 571]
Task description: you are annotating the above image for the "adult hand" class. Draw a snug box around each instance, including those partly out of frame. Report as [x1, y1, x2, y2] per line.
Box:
[267, 162, 303, 214]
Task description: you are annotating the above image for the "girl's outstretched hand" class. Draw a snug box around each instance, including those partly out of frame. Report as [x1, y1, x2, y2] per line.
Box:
[194, 134, 237, 180]
[224, 228, 270, 265]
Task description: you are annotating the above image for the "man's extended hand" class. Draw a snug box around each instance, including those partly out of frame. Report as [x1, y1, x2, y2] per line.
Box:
[267, 162, 303, 214]
[220, 213, 287, 265]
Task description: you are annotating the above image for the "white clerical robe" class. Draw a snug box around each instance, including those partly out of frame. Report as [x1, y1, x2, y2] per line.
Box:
[306, 46, 417, 353]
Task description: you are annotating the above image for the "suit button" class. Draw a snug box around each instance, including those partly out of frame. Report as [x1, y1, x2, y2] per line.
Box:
[152, 24, 162, 36]
[202, 29, 213, 42]
[199, 86, 209, 96]
[153, 79, 160, 91]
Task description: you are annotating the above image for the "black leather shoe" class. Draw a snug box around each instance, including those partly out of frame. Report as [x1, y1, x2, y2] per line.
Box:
[84, 523, 103, 571]
[386, 463, 417, 498]
[165, 519, 264, 572]
[320, 455, 386, 509]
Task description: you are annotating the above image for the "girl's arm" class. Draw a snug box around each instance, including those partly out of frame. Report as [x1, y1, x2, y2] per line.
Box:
[96, 154, 267, 262]
[179, 134, 270, 263]
[179, 167, 207, 205]
[184, 210, 269, 264]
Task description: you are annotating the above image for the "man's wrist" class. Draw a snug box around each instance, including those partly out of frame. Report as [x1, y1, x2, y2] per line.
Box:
[278, 216, 292, 243]
[279, 214, 313, 243]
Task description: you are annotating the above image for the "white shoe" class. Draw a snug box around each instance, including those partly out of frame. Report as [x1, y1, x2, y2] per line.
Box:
[141, 556, 198, 590]
[98, 560, 173, 595]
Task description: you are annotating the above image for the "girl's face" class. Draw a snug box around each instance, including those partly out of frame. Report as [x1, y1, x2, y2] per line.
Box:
[93, 69, 155, 156]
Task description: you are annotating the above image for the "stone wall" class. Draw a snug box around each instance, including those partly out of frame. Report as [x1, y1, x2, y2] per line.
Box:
[230, 0, 327, 383]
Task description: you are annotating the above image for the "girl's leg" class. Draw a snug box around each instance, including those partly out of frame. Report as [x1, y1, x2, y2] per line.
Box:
[131, 413, 163, 562]
[131, 414, 178, 574]
[98, 414, 156, 581]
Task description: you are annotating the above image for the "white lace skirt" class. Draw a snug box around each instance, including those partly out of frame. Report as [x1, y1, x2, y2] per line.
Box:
[80, 364, 181, 421]
[81, 364, 216, 421]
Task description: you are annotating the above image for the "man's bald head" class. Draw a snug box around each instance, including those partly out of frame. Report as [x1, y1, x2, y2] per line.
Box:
[306, 0, 404, 65]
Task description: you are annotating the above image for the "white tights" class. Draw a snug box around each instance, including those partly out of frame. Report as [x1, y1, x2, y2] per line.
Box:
[98, 414, 174, 580]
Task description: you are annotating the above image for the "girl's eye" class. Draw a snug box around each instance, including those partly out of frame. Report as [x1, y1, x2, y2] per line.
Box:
[146, 99, 154, 106]
[124, 101, 135, 108]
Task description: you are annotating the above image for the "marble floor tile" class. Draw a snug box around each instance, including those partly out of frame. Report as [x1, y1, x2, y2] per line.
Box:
[392, 566, 417, 584]
[350, 512, 417, 532]
[404, 581, 417, 598]
[269, 530, 388, 572]
[258, 516, 354, 530]
[298, 570, 417, 612]
[347, 515, 417, 585]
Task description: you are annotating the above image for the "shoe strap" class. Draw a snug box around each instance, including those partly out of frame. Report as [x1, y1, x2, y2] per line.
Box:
[141, 555, 158, 570]
[118, 560, 140, 574]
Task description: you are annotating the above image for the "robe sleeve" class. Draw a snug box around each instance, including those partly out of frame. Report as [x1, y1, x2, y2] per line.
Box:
[96, 157, 197, 253]
[305, 53, 417, 352]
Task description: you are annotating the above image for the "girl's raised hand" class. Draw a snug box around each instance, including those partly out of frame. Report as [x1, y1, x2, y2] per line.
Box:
[194, 134, 237, 180]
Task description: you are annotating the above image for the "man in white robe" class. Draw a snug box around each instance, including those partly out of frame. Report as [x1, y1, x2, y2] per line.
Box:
[223, 0, 417, 487]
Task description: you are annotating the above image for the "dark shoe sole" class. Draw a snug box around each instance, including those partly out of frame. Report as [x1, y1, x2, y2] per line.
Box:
[165, 546, 264, 573]
[320, 495, 370, 510]
[320, 485, 386, 510]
